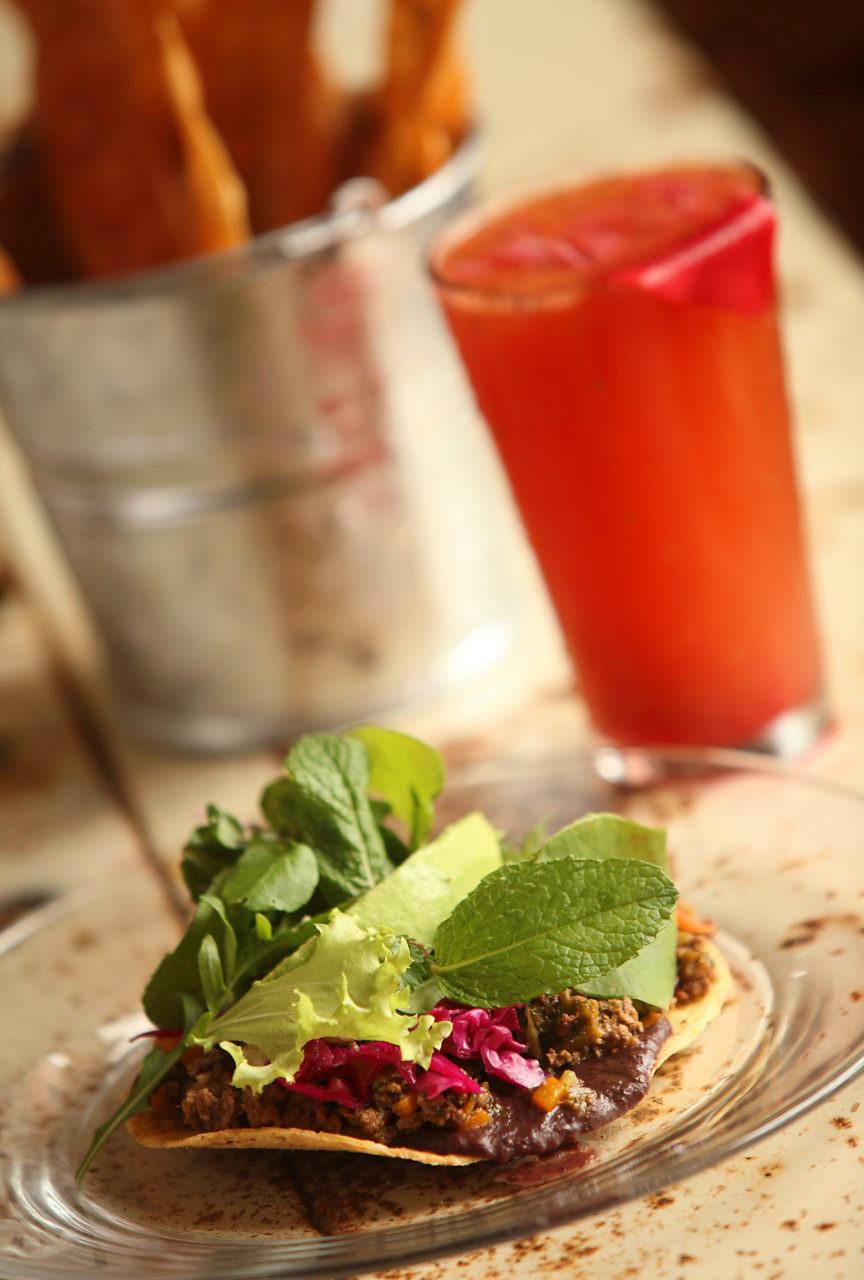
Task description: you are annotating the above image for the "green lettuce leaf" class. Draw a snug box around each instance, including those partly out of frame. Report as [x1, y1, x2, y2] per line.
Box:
[576, 920, 677, 1007]
[349, 725, 445, 848]
[191, 912, 448, 1091]
[432, 856, 677, 1007]
[537, 813, 669, 869]
[537, 814, 677, 1007]
[347, 812, 502, 946]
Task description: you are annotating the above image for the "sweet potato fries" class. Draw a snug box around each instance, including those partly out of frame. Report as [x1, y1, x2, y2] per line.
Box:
[7, 0, 472, 282]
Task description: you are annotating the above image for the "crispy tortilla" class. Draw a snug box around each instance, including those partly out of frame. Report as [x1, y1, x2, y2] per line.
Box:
[127, 939, 731, 1167]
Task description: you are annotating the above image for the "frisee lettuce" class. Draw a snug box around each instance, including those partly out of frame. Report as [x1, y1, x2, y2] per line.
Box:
[190, 912, 449, 1091]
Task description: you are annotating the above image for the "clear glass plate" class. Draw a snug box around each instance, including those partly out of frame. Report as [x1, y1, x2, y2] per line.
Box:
[3, 746, 864, 1280]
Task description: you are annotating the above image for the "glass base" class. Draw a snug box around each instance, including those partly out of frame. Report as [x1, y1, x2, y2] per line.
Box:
[593, 695, 829, 789]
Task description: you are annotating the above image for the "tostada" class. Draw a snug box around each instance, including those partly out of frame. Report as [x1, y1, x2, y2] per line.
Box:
[77, 727, 730, 1176]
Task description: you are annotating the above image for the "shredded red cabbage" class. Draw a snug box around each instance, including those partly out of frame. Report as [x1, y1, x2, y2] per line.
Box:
[282, 1039, 418, 1110]
[429, 1002, 547, 1089]
[280, 1002, 546, 1109]
[413, 1050, 483, 1098]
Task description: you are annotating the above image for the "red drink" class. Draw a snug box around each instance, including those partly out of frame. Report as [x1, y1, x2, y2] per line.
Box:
[432, 166, 823, 747]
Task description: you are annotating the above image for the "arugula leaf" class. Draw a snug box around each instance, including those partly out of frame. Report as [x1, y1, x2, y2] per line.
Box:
[192, 912, 449, 1091]
[143, 895, 237, 1028]
[431, 857, 677, 1007]
[198, 933, 228, 1015]
[348, 725, 444, 848]
[76, 1039, 186, 1182]
[262, 734, 394, 904]
[402, 939, 434, 990]
[347, 812, 502, 946]
[537, 814, 677, 1008]
[216, 838, 319, 913]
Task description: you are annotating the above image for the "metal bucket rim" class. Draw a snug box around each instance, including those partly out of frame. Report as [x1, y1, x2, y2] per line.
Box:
[0, 128, 486, 314]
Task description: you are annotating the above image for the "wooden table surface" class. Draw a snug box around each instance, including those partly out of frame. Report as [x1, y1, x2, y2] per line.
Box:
[1, 1, 863, 1277]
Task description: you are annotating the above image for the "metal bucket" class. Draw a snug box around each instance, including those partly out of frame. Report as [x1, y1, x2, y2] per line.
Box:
[0, 134, 536, 751]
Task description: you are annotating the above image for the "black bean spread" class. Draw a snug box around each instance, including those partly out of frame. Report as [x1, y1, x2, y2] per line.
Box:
[406, 1017, 671, 1161]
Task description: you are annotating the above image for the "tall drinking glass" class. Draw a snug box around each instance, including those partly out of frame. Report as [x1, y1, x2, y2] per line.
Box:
[431, 164, 824, 752]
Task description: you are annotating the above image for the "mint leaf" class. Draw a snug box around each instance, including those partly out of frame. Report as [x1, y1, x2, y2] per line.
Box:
[262, 734, 394, 904]
[348, 812, 502, 946]
[349, 725, 444, 848]
[192, 912, 449, 1090]
[217, 839, 319, 913]
[431, 857, 677, 1007]
[537, 814, 676, 1008]
[370, 799, 411, 865]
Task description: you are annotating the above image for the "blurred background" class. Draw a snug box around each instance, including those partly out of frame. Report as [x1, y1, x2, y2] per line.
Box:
[2, 0, 864, 250]
[1, 0, 863, 756]
[654, 0, 864, 255]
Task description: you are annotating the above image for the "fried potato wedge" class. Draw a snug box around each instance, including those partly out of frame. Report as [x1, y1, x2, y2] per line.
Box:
[0, 129, 78, 283]
[127, 939, 731, 1167]
[0, 243, 21, 293]
[176, 0, 346, 232]
[353, 0, 471, 195]
[15, 0, 249, 277]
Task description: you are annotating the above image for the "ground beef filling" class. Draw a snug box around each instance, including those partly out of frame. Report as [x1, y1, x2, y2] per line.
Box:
[148, 940, 711, 1160]
[523, 991, 644, 1068]
[673, 932, 715, 1006]
[150, 1046, 492, 1146]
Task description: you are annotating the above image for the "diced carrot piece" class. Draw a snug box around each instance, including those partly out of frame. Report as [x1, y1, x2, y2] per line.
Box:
[393, 1093, 419, 1118]
[0, 244, 20, 293]
[461, 1108, 491, 1129]
[676, 900, 716, 935]
[531, 1075, 568, 1112]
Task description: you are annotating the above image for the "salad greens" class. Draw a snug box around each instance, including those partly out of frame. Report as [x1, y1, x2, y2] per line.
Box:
[348, 811, 501, 946]
[536, 814, 679, 1008]
[191, 913, 447, 1092]
[430, 855, 677, 1008]
[76, 726, 679, 1181]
